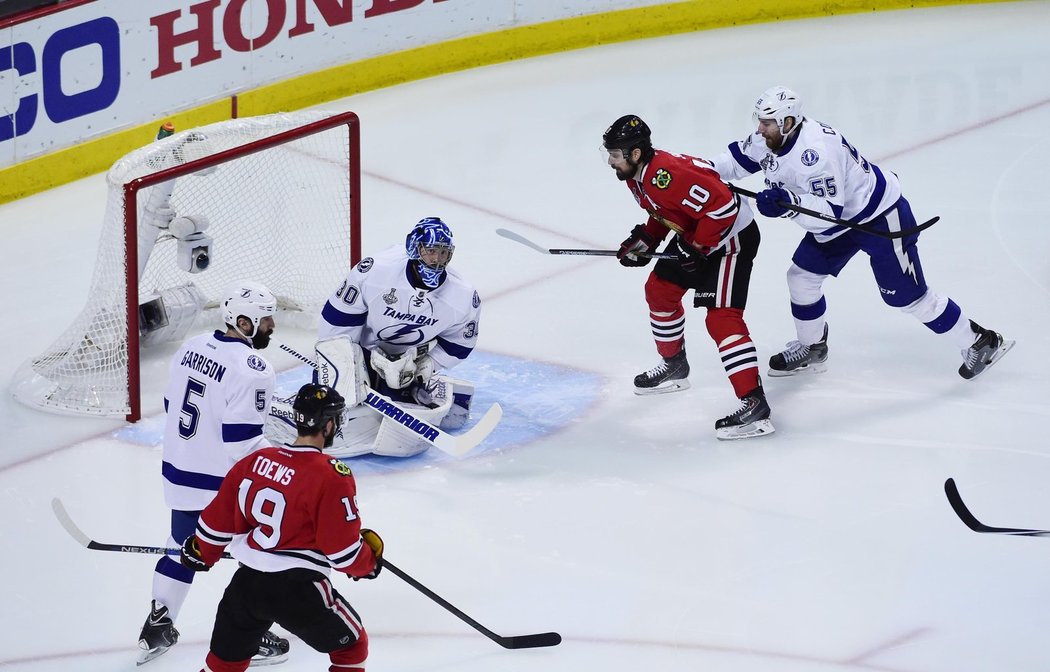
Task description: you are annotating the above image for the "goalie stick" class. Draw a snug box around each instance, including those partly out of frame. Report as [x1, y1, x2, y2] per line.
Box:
[728, 184, 939, 240]
[944, 478, 1050, 537]
[495, 228, 674, 258]
[52, 498, 561, 650]
[276, 342, 501, 458]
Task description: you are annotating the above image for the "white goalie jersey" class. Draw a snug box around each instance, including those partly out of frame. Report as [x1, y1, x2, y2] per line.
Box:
[318, 245, 481, 370]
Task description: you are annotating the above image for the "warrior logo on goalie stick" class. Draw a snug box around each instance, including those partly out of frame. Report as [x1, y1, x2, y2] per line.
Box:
[363, 393, 440, 441]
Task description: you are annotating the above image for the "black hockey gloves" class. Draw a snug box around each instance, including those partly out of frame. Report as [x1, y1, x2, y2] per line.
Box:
[617, 224, 656, 267]
[180, 535, 211, 572]
[675, 237, 703, 273]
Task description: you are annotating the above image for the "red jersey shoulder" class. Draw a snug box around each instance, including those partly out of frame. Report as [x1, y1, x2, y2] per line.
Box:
[646, 151, 725, 195]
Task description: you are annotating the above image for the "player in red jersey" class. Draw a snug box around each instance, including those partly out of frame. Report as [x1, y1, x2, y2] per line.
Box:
[603, 114, 774, 440]
[180, 383, 383, 672]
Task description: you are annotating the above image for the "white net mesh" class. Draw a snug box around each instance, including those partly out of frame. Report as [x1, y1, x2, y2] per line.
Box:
[11, 111, 357, 418]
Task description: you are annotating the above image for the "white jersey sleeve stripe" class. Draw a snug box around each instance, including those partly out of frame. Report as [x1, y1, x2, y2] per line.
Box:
[728, 142, 762, 173]
[849, 164, 888, 223]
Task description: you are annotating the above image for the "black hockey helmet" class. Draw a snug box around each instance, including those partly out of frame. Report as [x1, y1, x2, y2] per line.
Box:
[293, 383, 345, 434]
[602, 114, 653, 158]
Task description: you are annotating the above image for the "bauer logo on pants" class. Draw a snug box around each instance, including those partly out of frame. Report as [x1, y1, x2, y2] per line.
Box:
[364, 393, 440, 441]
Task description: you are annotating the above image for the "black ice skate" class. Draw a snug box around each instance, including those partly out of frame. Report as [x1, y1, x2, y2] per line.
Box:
[634, 348, 690, 395]
[136, 600, 179, 666]
[768, 324, 829, 377]
[959, 320, 1014, 380]
[250, 629, 290, 667]
[715, 385, 775, 440]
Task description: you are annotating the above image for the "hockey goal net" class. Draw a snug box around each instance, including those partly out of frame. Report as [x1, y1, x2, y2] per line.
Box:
[11, 110, 361, 421]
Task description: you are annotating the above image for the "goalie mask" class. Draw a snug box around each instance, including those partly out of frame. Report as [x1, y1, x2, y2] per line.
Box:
[406, 217, 455, 289]
[292, 383, 345, 448]
[222, 281, 277, 349]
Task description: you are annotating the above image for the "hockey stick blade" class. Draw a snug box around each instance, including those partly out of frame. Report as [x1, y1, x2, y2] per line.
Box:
[944, 479, 1050, 537]
[382, 559, 561, 649]
[495, 228, 551, 254]
[361, 389, 502, 458]
[276, 342, 502, 458]
[51, 498, 236, 557]
[496, 228, 673, 259]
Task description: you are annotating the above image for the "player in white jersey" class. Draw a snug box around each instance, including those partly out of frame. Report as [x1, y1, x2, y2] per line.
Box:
[137, 281, 289, 666]
[710, 86, 1012, 380]
[268, 217, 482, 458]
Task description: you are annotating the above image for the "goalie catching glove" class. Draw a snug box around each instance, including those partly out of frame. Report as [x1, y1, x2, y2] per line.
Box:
[370, 349, 417, 390]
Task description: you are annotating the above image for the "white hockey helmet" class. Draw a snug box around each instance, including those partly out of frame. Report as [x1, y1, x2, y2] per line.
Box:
[753, 85, 803, 131]
[221, 281, 276, 336]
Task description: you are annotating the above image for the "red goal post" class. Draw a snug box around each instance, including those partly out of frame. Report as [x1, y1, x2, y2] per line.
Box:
[12, 110, 362, 422]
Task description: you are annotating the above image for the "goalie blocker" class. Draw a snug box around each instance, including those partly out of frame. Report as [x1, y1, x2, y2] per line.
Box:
[266, 337, 474, 458]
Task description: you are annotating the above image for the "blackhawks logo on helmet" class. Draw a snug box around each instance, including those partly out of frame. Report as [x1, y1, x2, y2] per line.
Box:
[652, 168, 672, 190]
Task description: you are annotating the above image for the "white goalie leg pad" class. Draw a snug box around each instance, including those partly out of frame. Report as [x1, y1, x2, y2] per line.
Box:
[411, 376, 473, 430]
[324, 405, 382, 459]
[443, 378, 474, 430]
[372, 392, 453, 457]
[268, 394, 381, 458]
[265, 395, 299, 446]
[315, 337, 369, 406]
[139, 283, 206, 347]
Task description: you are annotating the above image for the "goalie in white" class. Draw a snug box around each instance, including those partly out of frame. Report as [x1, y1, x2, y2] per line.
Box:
[268, 217, 482, 458]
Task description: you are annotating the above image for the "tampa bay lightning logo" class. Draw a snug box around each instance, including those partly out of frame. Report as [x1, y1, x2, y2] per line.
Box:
[247, 354, 267, 371]
[801, 149, 819, 166]
[377, 324, 427, 345]
[760, 154, 779, 172]
[356, 257, 374, 273]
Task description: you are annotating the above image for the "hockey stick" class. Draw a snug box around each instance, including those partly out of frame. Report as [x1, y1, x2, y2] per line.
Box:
[276, 342, 501, 458]
[944, 478, 1050, 537]
[51, 497, 233, 558]
[52, 498, 560, 649]
[495, 228, 675, 258]
[382, 560, 561, 649]
[728, 184, 939, 240]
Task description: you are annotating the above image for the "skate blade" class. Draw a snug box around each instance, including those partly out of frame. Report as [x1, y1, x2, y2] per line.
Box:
[249, 652, 290, 667]
[633, 379, 690, 396]
[136, 645, 174, 666]
[716, 419, 775, 441]
[965, 338, 1015, 380]
[767, 361, 827, 378]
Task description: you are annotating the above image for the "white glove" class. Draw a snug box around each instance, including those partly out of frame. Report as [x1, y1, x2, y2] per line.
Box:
[370, 349, 416, 390]
[414, 353, 436, 385]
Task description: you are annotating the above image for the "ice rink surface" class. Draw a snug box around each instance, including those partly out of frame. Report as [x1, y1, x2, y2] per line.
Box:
[2, 2, 1049, 670]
